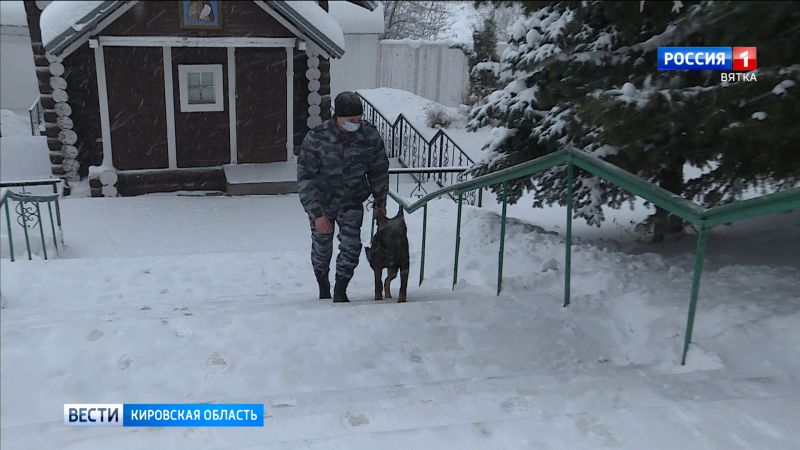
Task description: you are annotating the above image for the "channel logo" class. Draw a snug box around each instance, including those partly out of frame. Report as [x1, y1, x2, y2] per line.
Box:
[732, 47, 757, 71]
[64, 404, 122, 427]
[64, 403, 265, 427]
[658, 47, 757, 71]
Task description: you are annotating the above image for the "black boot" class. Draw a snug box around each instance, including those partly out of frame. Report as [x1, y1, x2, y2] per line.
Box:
[316, 272, 331, 299]
[333, 277, 350, 303]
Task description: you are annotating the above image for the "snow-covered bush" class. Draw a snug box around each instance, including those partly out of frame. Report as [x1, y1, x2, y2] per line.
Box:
[424, 103, 457, 129]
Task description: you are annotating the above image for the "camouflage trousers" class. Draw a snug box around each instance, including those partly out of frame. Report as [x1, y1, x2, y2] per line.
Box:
[309, 206, 364, 281]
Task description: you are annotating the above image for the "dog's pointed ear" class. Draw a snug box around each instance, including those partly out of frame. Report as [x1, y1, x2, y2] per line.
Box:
[395, 208, 404, 220]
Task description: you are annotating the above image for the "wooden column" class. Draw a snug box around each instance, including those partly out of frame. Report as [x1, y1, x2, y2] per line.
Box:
[92, 41, 118, 197]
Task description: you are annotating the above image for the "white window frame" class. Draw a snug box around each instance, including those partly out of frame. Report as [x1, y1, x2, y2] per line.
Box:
[177, 64, 225, 113]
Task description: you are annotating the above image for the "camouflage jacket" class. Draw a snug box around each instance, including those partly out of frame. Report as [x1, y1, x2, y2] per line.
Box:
[297, 119, 390, 219]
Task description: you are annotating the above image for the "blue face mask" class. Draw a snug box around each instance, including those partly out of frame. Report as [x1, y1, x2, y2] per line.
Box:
[342, 121, 360, 132]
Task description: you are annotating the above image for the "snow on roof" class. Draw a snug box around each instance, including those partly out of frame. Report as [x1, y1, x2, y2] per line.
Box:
[329, 1, 383, 35]
[279, 0, 345, 56]
[0, 1, 28, 27]
[39, 0, 107, 49]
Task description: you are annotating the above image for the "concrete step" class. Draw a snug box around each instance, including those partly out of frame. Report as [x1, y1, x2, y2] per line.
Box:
[223, 162, 298, 195]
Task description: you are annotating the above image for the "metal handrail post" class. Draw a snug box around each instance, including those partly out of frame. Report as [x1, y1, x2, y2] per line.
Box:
[565, 162, 574, 307]
[453, 192, 463, 289]
[498, 183, 508, 295]
[681, 226, 710, 365]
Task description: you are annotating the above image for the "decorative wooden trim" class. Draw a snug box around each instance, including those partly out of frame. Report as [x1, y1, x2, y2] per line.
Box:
[97, 36, 296, 48]
[56, 1, 139, 59]
[227, 47, 238, 164]
[252, 1, 331, 59]
[177, 64, 224, 113]
[94, 44, 114, 170]
[163, 46, 177, 169]
[286, 46, 293, 160]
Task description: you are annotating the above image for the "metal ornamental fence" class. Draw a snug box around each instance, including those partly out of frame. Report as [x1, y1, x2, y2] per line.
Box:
[358, 93, 482, 206]
[1, 185, 63, 261]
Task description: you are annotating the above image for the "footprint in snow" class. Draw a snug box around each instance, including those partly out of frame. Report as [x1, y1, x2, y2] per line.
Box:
[174, 307, 193, 317]
[344, 411, 369, 427]
[501, 396, 530, 413]
[426, 314, 442, 323]
[401, 342, 424, 364]
[118, 355, 133, 370]
[87, 329, 103, 341]
[271, 399, 297, 408]
[207, 352, 228, 368]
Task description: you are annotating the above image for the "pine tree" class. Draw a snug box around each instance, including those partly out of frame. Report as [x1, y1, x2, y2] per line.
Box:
[469, 1, 800, 240]
[467, 14, 501, 104]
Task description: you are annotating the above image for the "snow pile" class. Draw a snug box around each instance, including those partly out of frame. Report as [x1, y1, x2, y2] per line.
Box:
[0, 0, 27, 27]
[0, 109, 31, 136]
[284, 0, 345, 51]
[0, 136, 51, 182]
[39, 0, 105, 48]
[328, 1, 383, 35]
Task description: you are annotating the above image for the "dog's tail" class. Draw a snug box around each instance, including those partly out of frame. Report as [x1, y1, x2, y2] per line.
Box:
[364, 246, 371, 262]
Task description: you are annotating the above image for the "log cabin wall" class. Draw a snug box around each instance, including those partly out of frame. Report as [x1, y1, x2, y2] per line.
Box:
[105, 46, 169, 170]
[62, 45, 102, 177]
[235, 47, 287, 163]
[115, 168, 226, 196]
[319, 57, 332, 121]
[293, 49, 310, 151]
[23, 0, 81, 182]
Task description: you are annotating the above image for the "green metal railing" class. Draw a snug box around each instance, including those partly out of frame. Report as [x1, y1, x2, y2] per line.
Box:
[379, 147, 800, 365]
[1, 188, 63, 261]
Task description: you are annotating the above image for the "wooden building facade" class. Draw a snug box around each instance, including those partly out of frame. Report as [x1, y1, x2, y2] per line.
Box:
[23, 0, 376, 196]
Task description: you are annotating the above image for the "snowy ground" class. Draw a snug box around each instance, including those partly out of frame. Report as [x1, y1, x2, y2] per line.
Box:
[2, 192, 799, 449]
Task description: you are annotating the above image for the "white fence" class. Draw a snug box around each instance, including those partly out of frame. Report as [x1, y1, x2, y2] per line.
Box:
[331, 38, 470, 107]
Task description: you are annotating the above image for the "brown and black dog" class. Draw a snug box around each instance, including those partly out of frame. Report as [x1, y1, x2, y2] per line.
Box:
[365, 208, 410, 302]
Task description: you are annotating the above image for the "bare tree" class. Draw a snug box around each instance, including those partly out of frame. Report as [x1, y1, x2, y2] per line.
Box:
[382, 1, 454, 40]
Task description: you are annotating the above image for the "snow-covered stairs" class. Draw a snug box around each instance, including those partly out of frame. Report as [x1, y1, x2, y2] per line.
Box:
[3, 194, 800, 449]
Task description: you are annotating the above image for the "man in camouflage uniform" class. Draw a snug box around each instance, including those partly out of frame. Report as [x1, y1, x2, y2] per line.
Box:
[297, 91, 390, 303]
